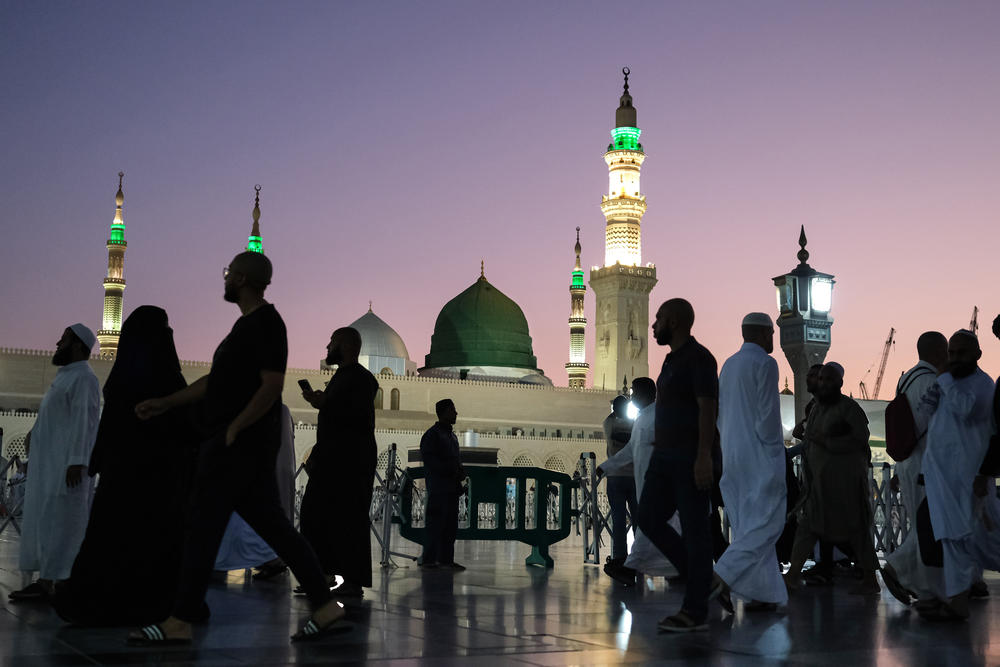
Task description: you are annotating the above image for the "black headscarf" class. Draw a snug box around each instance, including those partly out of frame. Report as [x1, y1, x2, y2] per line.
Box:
[102, 305, 185, 403]
[90, 306, 187, 476]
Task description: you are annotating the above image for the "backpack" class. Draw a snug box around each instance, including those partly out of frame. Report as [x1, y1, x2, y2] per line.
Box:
[885, 368, 935, 462]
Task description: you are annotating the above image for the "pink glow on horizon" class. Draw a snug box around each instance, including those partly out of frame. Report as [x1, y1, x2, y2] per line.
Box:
[1, 2, 999, 397]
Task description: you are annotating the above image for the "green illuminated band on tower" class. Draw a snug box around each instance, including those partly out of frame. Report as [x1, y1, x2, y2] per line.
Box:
[571, 269, 584, 288]
[609, 126, 642, 151]
[247, 236, 263, 253]
[109, 224, 125, 242]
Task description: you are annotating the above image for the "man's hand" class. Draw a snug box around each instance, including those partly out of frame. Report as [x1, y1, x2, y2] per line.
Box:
[792, 419, 806, 441]
[694, 452, 713, 491]
[225, 422, 240, 447]
[302, 389, 324, 409]
[135, 398, 169, 420]
[66, 464, 85, 488]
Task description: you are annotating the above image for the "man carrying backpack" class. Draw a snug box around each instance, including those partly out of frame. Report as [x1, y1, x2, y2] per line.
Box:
[882, 332, 947, 606]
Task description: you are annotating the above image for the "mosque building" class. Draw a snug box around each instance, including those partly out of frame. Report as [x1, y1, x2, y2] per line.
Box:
[8, 71, 866, 473]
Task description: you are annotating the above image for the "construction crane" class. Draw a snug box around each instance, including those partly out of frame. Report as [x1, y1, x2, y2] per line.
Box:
[970, 306, 979, 336]
[858, 327, 895, 400]
[872, 328, 895, 400]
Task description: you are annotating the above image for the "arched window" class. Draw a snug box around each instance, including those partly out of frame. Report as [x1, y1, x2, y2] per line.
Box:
[513, 453, 535, 467]
[544, 455, 566, 473]
[390, 388, 400, 410]
[374, 388, 383, 410]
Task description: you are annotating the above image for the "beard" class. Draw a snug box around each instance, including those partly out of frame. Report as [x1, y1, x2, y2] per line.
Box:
[325, 350, 339, 366]
[52, 346, 73, 366]
[654, 325, 673, 346]
[948, 362, 977, 379]
[223, 284, 239, 303]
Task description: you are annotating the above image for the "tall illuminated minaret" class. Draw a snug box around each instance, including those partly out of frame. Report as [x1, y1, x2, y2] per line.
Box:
[565, 227, 589, 388]
[246, 184, 263, 253]
[589, 68, 657, 389]
[97, 172, 127, 358]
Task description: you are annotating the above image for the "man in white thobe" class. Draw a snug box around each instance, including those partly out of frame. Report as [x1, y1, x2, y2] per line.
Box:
[881, 332, 947, 605]
[917, 330, 994, 620]
[712, 313, 787, 610]
[9, 324, 100, 601]
[598, 378, 679, 580]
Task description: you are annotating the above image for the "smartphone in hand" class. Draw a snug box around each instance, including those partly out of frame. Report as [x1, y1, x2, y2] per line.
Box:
[298, 379, 313, 393]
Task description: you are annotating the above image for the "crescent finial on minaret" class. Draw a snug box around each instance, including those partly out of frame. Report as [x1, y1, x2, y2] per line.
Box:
[115, 171, 125, 206]
[252, 184, 262, 224]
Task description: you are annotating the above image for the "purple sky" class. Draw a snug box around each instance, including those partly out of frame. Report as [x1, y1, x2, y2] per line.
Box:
[3, 1, 999, 395]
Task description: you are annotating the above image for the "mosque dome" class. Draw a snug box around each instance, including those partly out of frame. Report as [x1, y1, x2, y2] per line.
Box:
[345, 307, 416, 376]
[423, 274, 541, 373]
[349, 308, 410, 360]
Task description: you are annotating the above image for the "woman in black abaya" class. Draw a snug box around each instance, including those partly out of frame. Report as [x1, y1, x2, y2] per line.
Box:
[53, 306, 197, 626]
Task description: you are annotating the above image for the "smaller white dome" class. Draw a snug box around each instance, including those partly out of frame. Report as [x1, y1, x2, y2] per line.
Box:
[348, 310, 411, 361]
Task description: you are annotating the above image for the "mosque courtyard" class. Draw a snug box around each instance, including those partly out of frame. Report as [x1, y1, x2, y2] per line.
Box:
[1, 528, 996, 666]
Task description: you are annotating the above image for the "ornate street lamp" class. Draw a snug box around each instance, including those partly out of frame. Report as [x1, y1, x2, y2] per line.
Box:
[773, 226, 835, 423]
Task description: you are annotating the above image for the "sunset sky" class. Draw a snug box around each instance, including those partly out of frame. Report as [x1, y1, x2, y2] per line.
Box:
[2, 1, 999, 396]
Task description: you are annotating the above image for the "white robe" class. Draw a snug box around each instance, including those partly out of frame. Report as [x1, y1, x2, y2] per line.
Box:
[920, 369, 994, 541]
[884, 361, 944, 598]
[714, 342, 787, 604]
[19, 360, 100, 579]
[602, 403, 678, 576]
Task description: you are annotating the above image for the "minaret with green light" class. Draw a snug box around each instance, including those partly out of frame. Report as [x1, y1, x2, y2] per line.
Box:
[247, 184, 263, 253]
[566, 227, 589, 388]
[97, 171, 127, 358]
[589, 68, 657, 389]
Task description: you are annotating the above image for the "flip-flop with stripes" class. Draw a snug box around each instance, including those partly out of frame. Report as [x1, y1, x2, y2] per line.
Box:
[290, 617, 351, 642]
[126, 624, 191, 646]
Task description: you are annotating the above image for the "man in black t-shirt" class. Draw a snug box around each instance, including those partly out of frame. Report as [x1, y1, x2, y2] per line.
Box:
[636, 298, 723, 633]
[130, 252, 343, 644]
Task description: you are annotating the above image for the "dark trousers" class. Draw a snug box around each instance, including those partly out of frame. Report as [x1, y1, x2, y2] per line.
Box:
[173, 432, 331, 622]
[300, 459, 376, 587]
[423, 488, 459, 565]
[637, 447, 713, 623]
[606, 476, 638, 560]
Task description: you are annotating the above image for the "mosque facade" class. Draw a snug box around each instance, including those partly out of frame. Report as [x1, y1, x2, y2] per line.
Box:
[5, 70, 878, 477]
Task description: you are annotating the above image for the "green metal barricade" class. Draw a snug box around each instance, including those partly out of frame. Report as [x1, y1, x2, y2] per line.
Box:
[399, 465, 577, 567]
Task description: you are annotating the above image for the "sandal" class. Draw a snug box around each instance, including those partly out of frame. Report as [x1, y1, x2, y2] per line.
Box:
[290, 602, 349, 642]
[126, 624, 191, 646]
[657, 610, 708, 633]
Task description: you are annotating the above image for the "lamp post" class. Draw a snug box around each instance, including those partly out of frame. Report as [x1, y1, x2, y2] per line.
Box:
[773, 226, 835, 423]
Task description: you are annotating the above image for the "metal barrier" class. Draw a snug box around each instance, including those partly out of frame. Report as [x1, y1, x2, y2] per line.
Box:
[869, 462, 907, 554]
[573, 452, 612, 565]
[370, 443, 418, 568]
[0, 456, 25, 537]
[399, 464, 577, 567]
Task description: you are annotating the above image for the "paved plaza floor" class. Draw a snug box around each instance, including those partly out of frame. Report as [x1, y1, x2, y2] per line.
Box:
[1, 529, 997, 666]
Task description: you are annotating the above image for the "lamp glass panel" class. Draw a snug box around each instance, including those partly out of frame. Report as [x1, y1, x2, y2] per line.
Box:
[811, 278, 832, 312]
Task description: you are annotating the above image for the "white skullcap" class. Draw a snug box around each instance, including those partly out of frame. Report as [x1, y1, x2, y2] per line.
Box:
[68, 323, 98, 353]
[824, 361, 844, 379]
[742, 312, 773, 328]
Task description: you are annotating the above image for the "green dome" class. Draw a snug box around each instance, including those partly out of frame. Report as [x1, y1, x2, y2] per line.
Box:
[424, 276, 540, 371]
